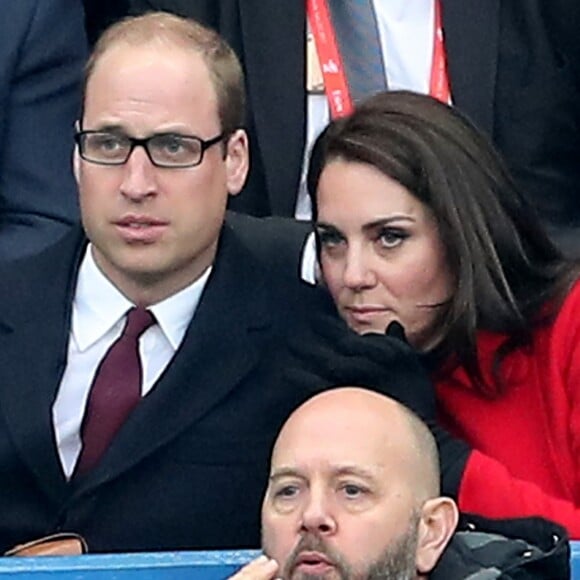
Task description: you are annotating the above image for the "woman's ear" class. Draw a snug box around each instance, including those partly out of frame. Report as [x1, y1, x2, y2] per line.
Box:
[415, 497, 459, 574]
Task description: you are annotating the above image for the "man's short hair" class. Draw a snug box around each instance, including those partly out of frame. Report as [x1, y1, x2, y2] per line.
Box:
[83, 12, 246, 136]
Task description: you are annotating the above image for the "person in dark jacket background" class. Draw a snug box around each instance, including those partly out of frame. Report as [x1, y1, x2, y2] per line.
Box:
[0, 0, 87, 260]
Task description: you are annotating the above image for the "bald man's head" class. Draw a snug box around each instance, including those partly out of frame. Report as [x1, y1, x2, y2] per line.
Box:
[262, 388, 458, 580]
[273, 388, 440, 499]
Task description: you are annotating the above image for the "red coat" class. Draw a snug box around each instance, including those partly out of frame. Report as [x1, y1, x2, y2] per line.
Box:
[436, 280, 580, 537]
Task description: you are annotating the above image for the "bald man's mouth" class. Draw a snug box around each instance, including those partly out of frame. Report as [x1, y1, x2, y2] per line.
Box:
[283, 534, 347, 580]
[294, 551, 335, 575]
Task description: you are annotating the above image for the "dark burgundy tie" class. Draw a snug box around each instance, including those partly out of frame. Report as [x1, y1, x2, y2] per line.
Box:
[75, 307, 155, 475]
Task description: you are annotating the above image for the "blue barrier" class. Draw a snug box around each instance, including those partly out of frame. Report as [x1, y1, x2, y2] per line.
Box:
[0, 550, 259, 579]
[572, 542, 580, 579]
[0, 545, 578, 578]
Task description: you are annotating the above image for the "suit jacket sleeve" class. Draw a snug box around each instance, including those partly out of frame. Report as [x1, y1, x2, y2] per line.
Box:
[0, 0, 87, 261]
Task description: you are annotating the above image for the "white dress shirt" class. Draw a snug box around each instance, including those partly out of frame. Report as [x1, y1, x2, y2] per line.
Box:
[295, 0, 435, 219]
[52, 245, 211, 478]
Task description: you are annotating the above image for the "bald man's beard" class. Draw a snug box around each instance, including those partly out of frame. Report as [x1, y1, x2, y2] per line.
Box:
[262, 515, 420, 580]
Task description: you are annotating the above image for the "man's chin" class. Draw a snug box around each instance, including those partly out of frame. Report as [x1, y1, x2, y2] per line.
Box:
[290, 568, 342, 580]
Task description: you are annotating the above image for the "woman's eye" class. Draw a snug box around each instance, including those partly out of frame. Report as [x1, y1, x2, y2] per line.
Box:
[316, 229, 345, 249]
[377, 228, 408, 249]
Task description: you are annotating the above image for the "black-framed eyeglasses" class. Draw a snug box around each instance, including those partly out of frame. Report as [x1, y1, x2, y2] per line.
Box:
[74, 130, 225, 168]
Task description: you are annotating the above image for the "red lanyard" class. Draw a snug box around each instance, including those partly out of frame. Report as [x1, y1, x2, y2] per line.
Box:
[307, 0, 451, 119]
[307, 0, 354, 117]
[430, 0, 451, 104]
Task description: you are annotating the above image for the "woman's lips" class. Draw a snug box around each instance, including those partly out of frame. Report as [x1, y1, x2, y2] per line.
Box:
[344, 305, 389, 323]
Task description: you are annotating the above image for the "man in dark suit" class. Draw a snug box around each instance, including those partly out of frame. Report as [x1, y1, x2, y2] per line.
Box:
[0, 0, 87, 261]
[122, 0, 580, 256]
[0, 12, 434, 554]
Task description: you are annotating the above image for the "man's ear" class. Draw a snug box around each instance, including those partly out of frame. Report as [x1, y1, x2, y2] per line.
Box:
[73, 120, 81, 184]
[225, 128, 249, 196]
[415, 497, 458, 575]
[73, 148, 81, 184]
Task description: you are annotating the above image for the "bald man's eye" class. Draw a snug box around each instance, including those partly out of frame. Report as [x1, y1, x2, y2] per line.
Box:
[340, 483, 368, 499]
[274, 485, 300, 499]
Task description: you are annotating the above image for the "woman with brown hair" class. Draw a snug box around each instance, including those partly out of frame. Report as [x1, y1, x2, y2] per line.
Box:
[307, 90, 580, 537]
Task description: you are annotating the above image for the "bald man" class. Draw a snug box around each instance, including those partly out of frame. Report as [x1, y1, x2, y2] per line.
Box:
[232, 387, 569, 580]
[236, 387, 458, 580]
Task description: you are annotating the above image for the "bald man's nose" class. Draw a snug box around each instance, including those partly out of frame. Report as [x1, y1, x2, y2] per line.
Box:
[300, 492, 337, 535]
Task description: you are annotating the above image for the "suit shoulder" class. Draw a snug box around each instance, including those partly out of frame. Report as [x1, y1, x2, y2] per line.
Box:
[0, 229, 84, 296]
[225, 212, 311, 278]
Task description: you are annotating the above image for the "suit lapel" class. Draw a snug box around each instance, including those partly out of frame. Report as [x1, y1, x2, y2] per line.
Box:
[74, 225, 273, 492]
[442, 0, 500, 137]
[239, 0, 306, 215]
[0, 231, 85, 505]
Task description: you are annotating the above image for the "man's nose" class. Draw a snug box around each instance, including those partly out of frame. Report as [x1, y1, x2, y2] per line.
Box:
[120, 145, 158, 201]
[300, 492, 337, 536]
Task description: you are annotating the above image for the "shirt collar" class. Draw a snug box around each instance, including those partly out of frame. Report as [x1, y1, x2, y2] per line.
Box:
[72, 245, 212, 351]
[149, 267, 211, 350]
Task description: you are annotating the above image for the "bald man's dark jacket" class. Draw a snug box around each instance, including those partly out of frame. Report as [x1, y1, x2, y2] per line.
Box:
[0, 213, 434, 553]
[433, 514, 570, 579]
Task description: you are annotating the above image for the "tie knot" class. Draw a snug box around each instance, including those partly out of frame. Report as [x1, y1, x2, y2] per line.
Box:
[123, 307, 155, 339]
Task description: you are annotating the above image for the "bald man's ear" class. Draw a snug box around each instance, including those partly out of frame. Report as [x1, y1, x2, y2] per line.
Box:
[415, 497, 459, 575]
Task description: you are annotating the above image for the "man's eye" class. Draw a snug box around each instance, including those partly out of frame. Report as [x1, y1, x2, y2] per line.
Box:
[341, 484, 366, 498]
[92, 135, 124, 151]
[156, 136, 186, 154]
[344, 485, 361, 496]
[274, 485, 299, 499]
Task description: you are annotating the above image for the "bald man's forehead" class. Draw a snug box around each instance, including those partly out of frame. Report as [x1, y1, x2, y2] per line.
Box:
[275, 393, 412, 451]
[270, 392, 428, 489]
[280, 389, 413, 439]
[273, 419, 413, 480]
